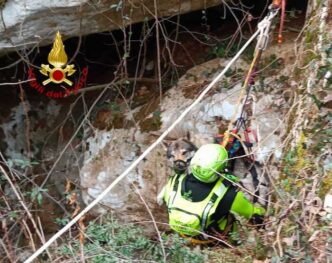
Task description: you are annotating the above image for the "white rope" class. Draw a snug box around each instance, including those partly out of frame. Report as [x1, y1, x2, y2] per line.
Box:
[25, 13, 277, 263]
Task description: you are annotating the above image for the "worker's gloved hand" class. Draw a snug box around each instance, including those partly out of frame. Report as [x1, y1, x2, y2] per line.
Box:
[250, 206, 265, 228]
[251, 214, 264, 226]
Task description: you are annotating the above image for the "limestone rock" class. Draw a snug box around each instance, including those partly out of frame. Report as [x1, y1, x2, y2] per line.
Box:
[80, 57, 285, 220]
[0, 100, 62, 162]
[0, 0, 221, 54]
[80, 127, 169, 225]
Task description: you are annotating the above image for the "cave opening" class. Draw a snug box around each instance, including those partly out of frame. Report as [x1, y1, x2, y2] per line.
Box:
[0, 0, 310, 177]
[0, 0, 309, 103]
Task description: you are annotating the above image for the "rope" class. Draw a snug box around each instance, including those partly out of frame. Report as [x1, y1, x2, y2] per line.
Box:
[278, 0, 286, 44]
[222, 8, 279, 148]
[25, 12, 277, 263]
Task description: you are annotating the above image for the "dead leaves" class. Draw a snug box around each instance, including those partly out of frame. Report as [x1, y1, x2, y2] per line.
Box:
[65, 179, 86, 246]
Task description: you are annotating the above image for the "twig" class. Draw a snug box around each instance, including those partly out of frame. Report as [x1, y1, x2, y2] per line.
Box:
[78, 216, 86, 263]
[1, 219, 14, 262]
[276, 220, 284, 258]
[133, 220, 234, 248]
[0, 79, 35, 86]
[67, 78, 158, 96]
[131, 183, 166, 263]
[21, 219, 37, 252]
[18, 84, 32, 160]
[0, 152, 69, 214]
[153, 0, 163, 104]
[0, 165, 52, 259]
[277, 200, 299, 224]
[40, 79, 117, 188]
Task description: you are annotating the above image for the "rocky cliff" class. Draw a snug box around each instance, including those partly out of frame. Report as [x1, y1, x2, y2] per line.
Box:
[0, 0, 221, 53]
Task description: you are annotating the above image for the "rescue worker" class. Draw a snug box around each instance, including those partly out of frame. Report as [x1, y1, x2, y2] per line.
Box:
[162, 143, 265, 242]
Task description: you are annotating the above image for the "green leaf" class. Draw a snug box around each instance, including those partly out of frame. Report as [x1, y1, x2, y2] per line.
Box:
[37, 192, 43, 205]
[28, 187, 48, 205]
[8, 211, 18, 220]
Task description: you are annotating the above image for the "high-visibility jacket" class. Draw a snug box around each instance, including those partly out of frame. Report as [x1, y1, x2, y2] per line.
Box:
[163, 174, 265, 236]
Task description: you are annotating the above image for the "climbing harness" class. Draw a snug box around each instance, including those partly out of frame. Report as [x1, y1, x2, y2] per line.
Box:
[180, 234, 217, 245]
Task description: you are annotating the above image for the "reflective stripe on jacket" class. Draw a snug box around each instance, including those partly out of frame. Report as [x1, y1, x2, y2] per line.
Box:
[163, 174, 229, 236]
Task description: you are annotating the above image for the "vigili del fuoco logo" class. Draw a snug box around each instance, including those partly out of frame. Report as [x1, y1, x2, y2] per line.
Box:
[28, 31, 88, 99]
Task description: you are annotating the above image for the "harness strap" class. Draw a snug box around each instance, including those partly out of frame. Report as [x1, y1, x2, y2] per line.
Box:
[167, 174, 180, 207]
[201, 198, 216, 231]
[202, 180, 230, 231]
[210, 185, 237, 229]
[180, 234, 216, 245]
[248, 164, 260, 203]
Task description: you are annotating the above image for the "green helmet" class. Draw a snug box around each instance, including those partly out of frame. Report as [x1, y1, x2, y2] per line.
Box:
[190, 144, 228, 183]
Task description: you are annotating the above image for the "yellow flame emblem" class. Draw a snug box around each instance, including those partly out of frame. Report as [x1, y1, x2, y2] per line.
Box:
[40, 31, 76, 86]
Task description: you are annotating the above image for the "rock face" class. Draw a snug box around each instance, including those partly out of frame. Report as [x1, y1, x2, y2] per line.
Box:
[0, 0, 221, 53]
[0, 100, 62, 162]
[80, 128, 169, 223]
[0, 97, 81, 199]
[80, 56, 287, 222]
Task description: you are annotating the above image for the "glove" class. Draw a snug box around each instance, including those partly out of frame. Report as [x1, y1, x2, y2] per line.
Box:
[251, 214, 264, 225]
[250, 206, 265, 228]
